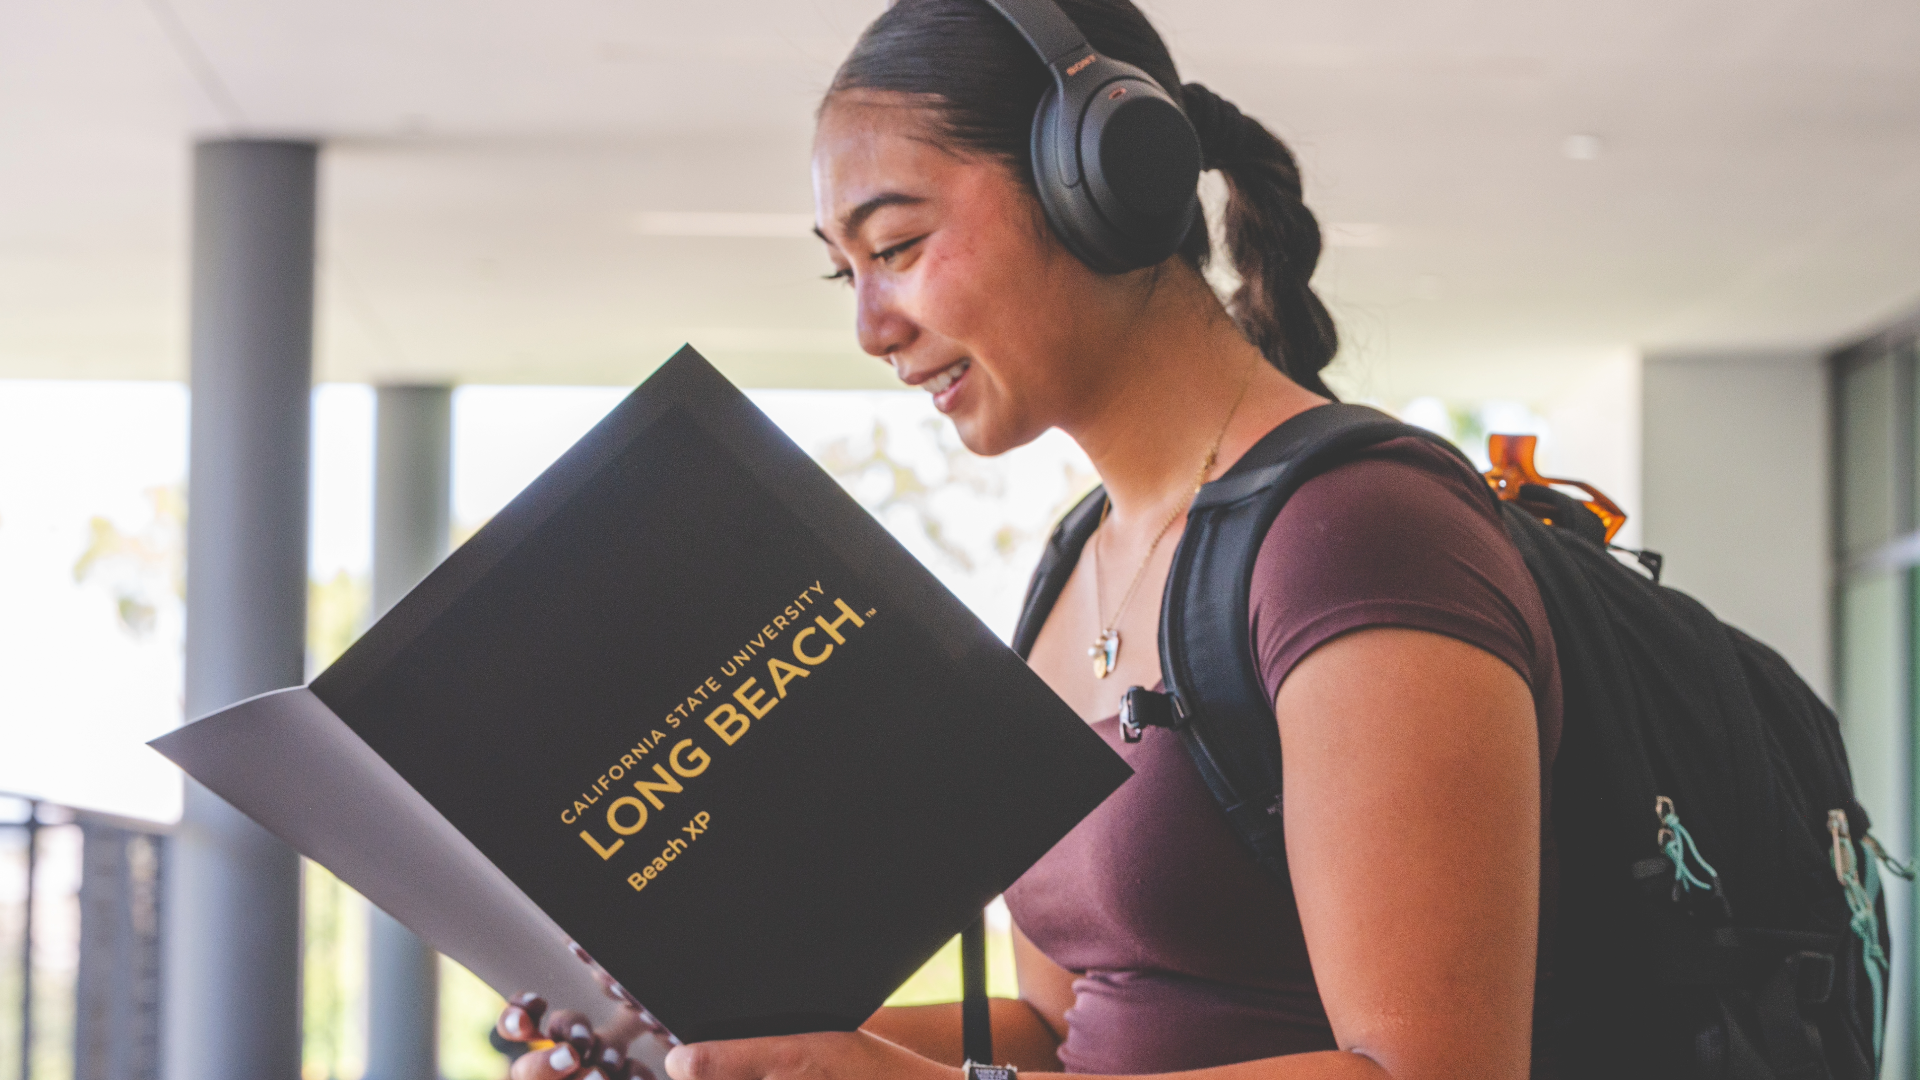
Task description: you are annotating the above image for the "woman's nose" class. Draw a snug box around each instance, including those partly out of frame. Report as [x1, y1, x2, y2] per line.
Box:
[854, 278, 915, 360]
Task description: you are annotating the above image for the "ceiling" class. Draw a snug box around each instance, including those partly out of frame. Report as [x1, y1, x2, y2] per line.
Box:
[4, 0, 1918, 402]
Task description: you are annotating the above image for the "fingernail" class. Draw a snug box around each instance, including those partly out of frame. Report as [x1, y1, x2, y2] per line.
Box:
[505, 1009, 527, 1037]
[570, 1023, 592, 1043]
[550, 1045, 577, 1071]
[601, 1047, 624, 1067]
[583, 1071, 606, 1080]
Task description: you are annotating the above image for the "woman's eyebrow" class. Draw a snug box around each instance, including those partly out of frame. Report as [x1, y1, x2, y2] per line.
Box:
[836, 193, 928, 238]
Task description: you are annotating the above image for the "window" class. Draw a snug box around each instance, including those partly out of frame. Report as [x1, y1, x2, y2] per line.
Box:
[1833, 316, 1920, 1077]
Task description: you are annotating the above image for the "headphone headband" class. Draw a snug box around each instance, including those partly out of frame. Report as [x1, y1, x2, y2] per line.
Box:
[975, 0, 1202, 274]
[980, 0, 1089, 68]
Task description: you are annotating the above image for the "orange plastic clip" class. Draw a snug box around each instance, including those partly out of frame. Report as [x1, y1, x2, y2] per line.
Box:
[1483, 433, 1627, 542]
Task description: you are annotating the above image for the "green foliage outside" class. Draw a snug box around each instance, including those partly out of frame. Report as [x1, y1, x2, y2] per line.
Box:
[70, 485, 184, 639]
[303, 864, 367, 1080]
[884, 921, 1020, 1006]
[439, 959, 508, 1080]
[309, 569, 371, 673]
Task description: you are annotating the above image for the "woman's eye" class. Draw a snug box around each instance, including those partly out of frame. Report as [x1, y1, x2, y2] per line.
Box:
[819, 235, 926, 285]
[871, 235, 927, 266]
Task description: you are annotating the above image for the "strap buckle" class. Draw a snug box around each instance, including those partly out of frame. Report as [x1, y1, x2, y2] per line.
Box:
[1119, 686, 1185, 743]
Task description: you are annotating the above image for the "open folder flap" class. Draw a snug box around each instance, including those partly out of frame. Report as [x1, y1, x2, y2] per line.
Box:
[150, 686, 661, 1064]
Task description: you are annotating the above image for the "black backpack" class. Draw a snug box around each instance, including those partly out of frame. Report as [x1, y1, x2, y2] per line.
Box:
[992, 402, 1905, 1079]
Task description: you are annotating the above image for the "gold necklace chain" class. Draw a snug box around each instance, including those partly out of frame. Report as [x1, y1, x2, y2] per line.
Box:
[1089, 362, 1257, 679]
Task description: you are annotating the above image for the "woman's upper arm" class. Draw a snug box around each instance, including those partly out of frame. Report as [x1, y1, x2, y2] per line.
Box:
[1277, 626, 1540, 1080]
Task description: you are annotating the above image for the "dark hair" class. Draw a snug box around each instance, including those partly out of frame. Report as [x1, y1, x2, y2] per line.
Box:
[826, 0, 1340, 397]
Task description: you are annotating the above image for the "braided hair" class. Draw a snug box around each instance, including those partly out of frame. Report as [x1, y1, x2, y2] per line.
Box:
[826, 0, 1340, 398]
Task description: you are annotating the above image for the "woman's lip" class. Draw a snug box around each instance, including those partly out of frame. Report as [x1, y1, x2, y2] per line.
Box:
[931, 361, 970, 413]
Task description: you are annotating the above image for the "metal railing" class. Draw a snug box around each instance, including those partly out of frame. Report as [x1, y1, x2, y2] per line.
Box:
[3, 794, 168, 1080]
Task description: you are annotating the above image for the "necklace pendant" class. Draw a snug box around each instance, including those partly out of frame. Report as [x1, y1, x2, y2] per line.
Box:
[1090, 630, 1121, 679]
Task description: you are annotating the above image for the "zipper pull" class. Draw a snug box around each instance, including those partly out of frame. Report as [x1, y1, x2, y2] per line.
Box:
[1829, 809, 1859, 887]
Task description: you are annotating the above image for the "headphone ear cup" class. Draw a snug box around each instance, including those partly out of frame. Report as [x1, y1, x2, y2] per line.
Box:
[1029, 81, 1138, 273]
[1080, 83, 1201, 264]
[1027, 69, 1201, 274]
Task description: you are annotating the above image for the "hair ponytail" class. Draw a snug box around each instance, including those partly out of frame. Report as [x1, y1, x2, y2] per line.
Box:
[1182, 82, 1340, 399]
[828, 0, 1339, 396]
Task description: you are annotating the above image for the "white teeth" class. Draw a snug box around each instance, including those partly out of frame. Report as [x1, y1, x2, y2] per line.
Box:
[923, 358, 970, 396]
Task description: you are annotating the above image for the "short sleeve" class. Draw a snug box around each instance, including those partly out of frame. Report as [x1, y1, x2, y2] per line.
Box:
[1247, 439, 1548, 704]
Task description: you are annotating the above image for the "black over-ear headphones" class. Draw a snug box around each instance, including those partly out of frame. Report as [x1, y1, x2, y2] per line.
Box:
[982, 0, 1202, 273]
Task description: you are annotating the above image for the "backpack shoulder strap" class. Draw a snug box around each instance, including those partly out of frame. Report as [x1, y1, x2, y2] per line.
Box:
[1008, 403, 1473, 882]
[1158, 403, 1473, 880]
[1011, 484, 1109, 660]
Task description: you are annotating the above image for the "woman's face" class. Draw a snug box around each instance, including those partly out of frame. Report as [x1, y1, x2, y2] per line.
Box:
[812, 92, 1132, 456]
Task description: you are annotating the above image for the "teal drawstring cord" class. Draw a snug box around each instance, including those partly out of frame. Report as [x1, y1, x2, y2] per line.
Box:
[1863, 833, 1916, 881]
[1856, 852, 1888, 1064]
[1831, 810, 1892, 1065]
[1656, 796, 1720, 897]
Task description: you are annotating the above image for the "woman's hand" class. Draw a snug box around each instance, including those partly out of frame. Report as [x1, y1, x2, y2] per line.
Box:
[497, 992, 659, 1080]
[664, 1030, 958, 1080]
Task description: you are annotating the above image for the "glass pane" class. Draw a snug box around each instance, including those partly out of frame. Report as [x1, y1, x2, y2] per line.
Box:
[1840, 572, 1906, 846]
[1841, 352, 1900, 556]
[1839, 570, 1911, 1075]
[1905, 341, 1920, 534]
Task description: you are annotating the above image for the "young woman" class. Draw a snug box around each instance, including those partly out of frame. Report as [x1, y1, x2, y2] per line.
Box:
[497, 1, 1560, 1077]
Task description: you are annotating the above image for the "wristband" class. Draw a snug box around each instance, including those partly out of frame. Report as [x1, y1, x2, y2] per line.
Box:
[964, 1062, 1017, 1080]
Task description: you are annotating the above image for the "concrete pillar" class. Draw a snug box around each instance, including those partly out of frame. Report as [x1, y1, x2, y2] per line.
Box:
[365, 385, 452, 1080]
[1640, 349, 1831, 697]
[166, 139, 317, 1080]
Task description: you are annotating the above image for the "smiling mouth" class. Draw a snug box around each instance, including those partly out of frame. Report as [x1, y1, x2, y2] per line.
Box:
[922, 358, 970, 396]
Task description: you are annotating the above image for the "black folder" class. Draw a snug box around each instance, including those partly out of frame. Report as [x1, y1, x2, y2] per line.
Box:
[153, 346, 1131, 1048]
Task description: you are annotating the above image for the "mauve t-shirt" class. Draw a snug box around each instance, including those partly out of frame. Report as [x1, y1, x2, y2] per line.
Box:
[1003, 437, 1563, 1075]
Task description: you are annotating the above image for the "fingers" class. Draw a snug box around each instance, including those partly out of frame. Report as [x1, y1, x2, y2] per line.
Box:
[560, 941, 659, 1049]
[510, 1037, 590, 1080]
[586, 1041, 634, 1080]
[591, 1001, 654, 1047]
[662, 1042, 711, 1080]
[544, 1008, 602, 1067]
[574, 941, 645, 1018]
[505, 1004, 599, 1080]
[502, 1026, 648, 1080]
[496, 987, 655, 1080]
[663, 1039, 792, 1080]
[662, 1032, 911, 1080]
[591, 965, 645, 1012]
[498, 993, 549, 1044]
